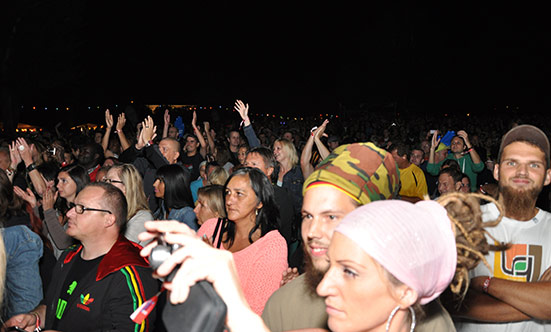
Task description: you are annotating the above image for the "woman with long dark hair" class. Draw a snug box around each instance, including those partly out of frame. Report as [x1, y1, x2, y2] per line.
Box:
[153, 164, 197, 230]
[15, 164, 89, 258]
[197, 167, 288, 314]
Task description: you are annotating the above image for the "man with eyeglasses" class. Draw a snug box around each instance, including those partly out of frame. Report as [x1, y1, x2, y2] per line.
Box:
[5, 182, 159, 331]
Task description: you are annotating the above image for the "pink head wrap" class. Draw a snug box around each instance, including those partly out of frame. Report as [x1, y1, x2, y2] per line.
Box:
[335, 200, 456, 305]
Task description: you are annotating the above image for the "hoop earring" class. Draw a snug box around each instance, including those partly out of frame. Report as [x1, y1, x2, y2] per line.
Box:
[386, 305, 416, 332]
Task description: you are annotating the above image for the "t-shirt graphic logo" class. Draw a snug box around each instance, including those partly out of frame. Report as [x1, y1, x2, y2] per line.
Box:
[493, 243, 542, 282]
[80, 293, 94, 305]
[77, 293, 94, 312]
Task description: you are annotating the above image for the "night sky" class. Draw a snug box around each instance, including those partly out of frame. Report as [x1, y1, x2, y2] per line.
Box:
[1, 2, 550, 128]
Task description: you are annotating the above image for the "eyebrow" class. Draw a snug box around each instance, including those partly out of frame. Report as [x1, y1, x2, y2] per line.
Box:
[335, 259, 365, 269]
[503, 158, 544, 164]
[301, 208, 346, 215]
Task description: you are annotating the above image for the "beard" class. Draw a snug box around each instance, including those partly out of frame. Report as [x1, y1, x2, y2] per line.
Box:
[303, 244, 327, 297]
[499, 180, 542, 220]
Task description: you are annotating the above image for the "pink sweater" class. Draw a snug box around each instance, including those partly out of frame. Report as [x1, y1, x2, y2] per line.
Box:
[198, 218, 288, 315]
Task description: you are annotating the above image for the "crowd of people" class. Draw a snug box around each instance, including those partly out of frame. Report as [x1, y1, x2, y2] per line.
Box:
[0, 99, 550, 332]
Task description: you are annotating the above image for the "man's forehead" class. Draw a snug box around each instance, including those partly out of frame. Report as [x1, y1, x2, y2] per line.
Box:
[501, 141, 546, 162]
[76, 186, 103, 203]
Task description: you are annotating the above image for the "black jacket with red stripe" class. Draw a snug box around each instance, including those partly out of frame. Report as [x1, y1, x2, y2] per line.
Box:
[43, 236, 159, 331]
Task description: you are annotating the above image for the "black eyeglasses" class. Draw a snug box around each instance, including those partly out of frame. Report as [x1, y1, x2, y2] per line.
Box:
[103, 178, 124, 185]
[71, 203, 112, 215]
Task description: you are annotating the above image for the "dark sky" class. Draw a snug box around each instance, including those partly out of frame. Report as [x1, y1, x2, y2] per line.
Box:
[2, 2, 550, 125]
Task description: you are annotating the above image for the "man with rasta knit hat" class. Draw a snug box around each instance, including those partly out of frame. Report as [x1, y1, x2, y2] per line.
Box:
[262, 142, 456, 331]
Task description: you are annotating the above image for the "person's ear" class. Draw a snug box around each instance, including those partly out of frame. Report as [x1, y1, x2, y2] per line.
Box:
[544, 168, 551, 186]
[394, 284, 418, 309]
[104, 213, 116, 228]
[493, 163, 500, 182]
[266, 166, 274, 177]
[455, 182, 462, 191]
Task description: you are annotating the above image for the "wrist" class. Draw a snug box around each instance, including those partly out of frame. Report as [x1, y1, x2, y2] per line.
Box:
[29, 310, 41, 329]
[26, 163, 37, 173]
[482, 276, 492, 293]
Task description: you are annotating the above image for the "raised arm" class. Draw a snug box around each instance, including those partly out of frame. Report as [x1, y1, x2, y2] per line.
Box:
[300, 129, 316, 179]
[191, 111, 208, 158]
[162, 109, 170, 139]
[41, 187, 74, 250]
[301, 120, 329, 178]
[7, 141, 22, 183]
[235, 99, 260, 148]
[457, 130, 482, 165]
[203, 121, 216, 155]
[17, 138, 46, 196]
[102, 109, 114, 154]
[428, 130, 442, 167]
[313, 120, 330, 160]
[115, 112, 130, 151]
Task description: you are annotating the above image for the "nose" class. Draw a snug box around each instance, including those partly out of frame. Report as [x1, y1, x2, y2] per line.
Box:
[516, 163, 529, 176]
[304, 217, 323, 241]
[67, 206, 76, 218]
[316, 266, 336, 297]
[193, 204, 200, 214]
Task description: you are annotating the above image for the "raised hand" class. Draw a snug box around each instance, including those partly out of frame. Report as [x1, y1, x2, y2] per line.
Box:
[141, 116, 157, 143]
[192, 111, 198, 129]
[105, 109, 114, 128]
[164, 109, 170, 125]
[234, 100, 249, 121]
[313, 119, 329, 141]
[14, 186, 38, 208]
[116, 113, 126, 132]
[16, 137, 34, 166]
[431, 130, 441, 150]
[456, 130, 471, 148]
[41, 185, 58, 211]
[9, 141, 22, 170]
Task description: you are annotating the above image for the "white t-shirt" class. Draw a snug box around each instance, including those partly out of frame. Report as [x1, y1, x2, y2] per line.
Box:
[455, 202, 551, 332]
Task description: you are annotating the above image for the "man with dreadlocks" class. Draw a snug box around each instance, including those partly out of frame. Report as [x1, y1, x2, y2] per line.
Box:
[455, 124, 551, 331]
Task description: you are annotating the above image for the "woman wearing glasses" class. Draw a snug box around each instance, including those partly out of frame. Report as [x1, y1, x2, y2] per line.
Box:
[104, 164, 153, 245]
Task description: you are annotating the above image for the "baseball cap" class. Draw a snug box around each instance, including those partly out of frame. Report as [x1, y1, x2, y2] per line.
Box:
[498, 124, 550, 167]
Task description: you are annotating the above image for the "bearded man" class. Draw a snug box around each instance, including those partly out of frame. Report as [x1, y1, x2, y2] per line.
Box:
[455, 124, 551, 331]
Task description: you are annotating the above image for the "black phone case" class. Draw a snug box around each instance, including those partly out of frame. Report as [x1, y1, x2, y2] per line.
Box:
[162, 280, 227, 332]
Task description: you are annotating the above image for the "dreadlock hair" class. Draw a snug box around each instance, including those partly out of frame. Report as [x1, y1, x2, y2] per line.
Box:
[436, 192, 508, 303]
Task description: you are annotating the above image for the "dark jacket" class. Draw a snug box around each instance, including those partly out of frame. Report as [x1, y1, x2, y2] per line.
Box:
[44, 236, 159, 332]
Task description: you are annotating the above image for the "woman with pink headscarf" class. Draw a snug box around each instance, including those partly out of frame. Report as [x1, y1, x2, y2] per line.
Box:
[139, 195, 496, 332]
